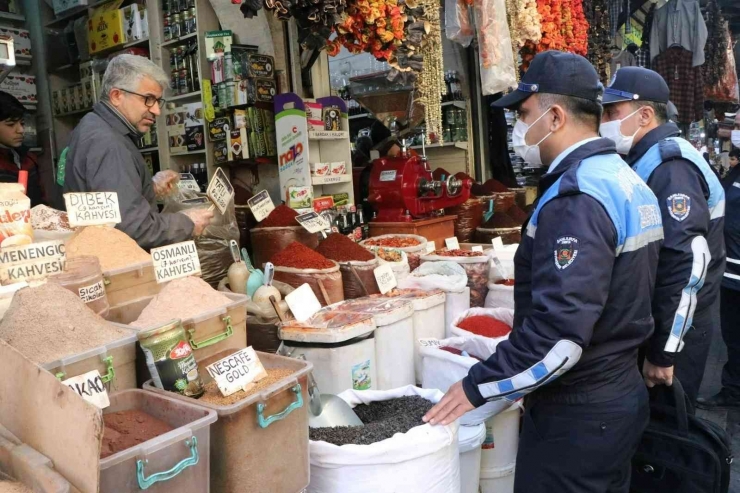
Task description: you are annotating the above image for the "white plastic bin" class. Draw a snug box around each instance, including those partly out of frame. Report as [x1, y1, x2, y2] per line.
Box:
[100, 389, 217, 493]
[481, 406, 520, 488]
[446, 287, 470, 337]
[480, 463, 515, 493]
[279, 310, 378, 394]
[458, 423, 486, 493]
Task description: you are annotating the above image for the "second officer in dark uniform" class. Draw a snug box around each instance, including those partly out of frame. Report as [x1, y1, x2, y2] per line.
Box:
[424, 51, 663, 492]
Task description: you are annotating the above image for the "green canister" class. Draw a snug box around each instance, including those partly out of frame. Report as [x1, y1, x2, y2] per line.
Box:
[138, 319, 205, 398]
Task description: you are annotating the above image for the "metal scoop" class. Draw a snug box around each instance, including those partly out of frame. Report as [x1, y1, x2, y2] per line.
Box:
[306, 371, 364, 429]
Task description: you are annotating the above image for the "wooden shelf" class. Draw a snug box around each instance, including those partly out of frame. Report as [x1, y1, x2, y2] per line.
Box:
[0, 12, 25, 21]
[90, 37, 150, 57]
[45, 6, 89, 28]
[161, 32, 197, 48]
[51, 63, 78, 73]
[349, 113, 372, 120]
[410, 141, 468, 150]
[23, 103, 37, 111]
[170, 149, 206, 156]
[441, 101, 466, 109]
[312, 174, 352, 185]
[169, 90, 201, 102]
[55, 108, 91, 118]
[308, 130, 349, 140]
[139, 146, 159, 152]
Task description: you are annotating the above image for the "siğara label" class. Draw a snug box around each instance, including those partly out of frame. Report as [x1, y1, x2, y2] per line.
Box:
[78, 280, 105, 303]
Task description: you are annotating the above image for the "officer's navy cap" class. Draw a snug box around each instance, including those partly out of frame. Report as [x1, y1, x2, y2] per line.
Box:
[493, 51, 603, 109]
[603, 67, 670, 105]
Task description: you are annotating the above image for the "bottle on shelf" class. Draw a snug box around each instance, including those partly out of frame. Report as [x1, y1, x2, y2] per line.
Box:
[357, 210, 369, 240]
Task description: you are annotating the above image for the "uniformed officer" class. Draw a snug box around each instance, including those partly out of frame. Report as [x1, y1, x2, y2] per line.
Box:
[600, 67, 725, 404]
[423, 51, 663, 492]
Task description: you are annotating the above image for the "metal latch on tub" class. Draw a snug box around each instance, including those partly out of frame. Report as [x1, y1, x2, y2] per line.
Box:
[187, 316, 234, 350]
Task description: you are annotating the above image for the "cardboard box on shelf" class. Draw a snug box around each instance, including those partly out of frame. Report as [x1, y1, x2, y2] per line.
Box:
[51, 0, 88, 15]
[0, 72, 36, 104]
[185, 126, 205, 152]
[235, 78, 276, 105]
[182, 102, 204, 127]
[0, 27, 31, 57]
[227, 128, 248, 161]
[88, 3, 126, 55]
[79, 61, 93, 80]
[205, 30, 232, 60]
[208, 117, 229, 141]
[305, 99, 323, 132]
[213, 141, 228, 164]
[244, 54, 275, 78]
[121, 4, 148, 42]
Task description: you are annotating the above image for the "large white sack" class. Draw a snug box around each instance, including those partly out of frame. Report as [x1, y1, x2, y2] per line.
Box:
[309, 385, 461, 493]
[398, 261, 468, 292]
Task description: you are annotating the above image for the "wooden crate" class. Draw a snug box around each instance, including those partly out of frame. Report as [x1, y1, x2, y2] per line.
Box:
[368, 215, 457, 251]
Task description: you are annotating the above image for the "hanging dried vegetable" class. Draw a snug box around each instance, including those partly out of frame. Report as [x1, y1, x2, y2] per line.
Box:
[415, 0, 444, 140]
[506, 0, 542, 49]
[519, 0, 589, 72]
[584, 0, 611, 84]
[474, 0, 517, 95]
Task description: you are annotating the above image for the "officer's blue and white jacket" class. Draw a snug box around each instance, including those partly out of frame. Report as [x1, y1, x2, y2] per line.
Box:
[625, 123, 725, 367]
[722, 163, 740, 291]
[463, 138, 663, 407]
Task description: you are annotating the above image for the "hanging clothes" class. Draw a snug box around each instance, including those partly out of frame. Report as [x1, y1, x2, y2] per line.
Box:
[649, 0, 708, 67]
[638, 4, 656, 69]
[652, 47, 704, 123]
[610, 49, 637, 75]
[609, 0, 622, 39]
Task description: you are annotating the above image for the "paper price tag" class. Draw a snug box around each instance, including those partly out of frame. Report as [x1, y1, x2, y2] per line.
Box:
[471, 245, 484, 252]
[0, 240, 66, 285]
[247, 190, 275, 223]
[62, 370, 110, 409]
[178, 173, 201, 192]
[78, 280, 105, 303]
[285, 283, 322, 322]
[445, 237, 460, 251]
[151, 241, 202, 283]
[418, 338, 442, 348]
[374, 263, 397, 294]
[295, 211, 330, 233]
[425, 241, 436, 254]
[206, 347, 268, 397]
[0, 240, 65, 265]
[207, 167, 235, 215]
[492, 237, 504, 250]
[64, 192, 121, 227]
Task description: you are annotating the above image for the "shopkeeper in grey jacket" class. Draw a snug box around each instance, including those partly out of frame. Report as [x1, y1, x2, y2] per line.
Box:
[64, 54, 213, 249]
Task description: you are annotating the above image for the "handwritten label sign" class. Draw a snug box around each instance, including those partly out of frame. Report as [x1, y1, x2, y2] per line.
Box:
[0, 240, 66, 285]
[206, 347, 268, 397]
[418, 338, 442, 348]
[247, 190, 275, 223]
[445, 237, 460, 251]
[492, 237, 504, 250]
[78, 281, 105, 303]
[62, 370, 110, 409]
[425, 241, 436, 254]
[206, 167, 235, 215]
[471, 245, 484, 252]
[178, 173, 201, 192]
[285, 283, 322, 322]
[64, 192, 121, 227]
[151, 241, 201, 283]
[295, 211, 330, 234]
[374, 263, 397, 294]
[490, 252, 509, 280]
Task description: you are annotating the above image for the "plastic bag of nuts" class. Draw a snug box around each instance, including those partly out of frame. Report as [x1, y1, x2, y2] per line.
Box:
[360, 235, 427, 272]
[420, 250, 492, 308]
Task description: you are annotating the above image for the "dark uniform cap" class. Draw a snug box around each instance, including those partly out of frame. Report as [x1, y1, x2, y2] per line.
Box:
[493, 51, 604, 109]
[603, 67, 670, 105]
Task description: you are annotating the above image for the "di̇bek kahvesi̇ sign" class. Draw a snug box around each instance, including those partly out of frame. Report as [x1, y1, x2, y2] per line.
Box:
[64, 192, 122, 227]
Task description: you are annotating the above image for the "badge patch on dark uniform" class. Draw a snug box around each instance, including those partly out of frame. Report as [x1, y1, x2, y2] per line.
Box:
[667, 193, 691, 222]
[554, 236, 579, 270]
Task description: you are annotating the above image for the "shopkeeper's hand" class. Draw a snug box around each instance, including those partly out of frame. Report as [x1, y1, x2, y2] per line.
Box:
[422, 380, 475, 426]
[643, 360, 674, 388]
[152, 170, 180, 198]
[182, 209, 215, 237]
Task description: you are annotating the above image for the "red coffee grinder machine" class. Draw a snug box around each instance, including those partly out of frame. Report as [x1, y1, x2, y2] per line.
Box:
[351, 72, 472, 245]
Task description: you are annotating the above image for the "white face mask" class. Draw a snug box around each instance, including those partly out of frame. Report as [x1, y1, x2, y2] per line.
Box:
[599, 107, 643, 154]
[732, 130, 740, 148]
[512, 108, 553, 166]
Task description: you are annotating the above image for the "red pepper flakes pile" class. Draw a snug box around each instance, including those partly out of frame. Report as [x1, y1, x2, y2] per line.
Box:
[458, 315, 511, 338]
[317, 233, 375, 262]
[482, 211, 519, 229]
[255, 205, 298, 228]
[507, 205, 529, 224]
[270, 241, 334, 270]
[495, 279, 515, 286]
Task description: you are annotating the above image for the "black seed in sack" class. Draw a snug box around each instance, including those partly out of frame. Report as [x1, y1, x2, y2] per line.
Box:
[309, 396, 434, 446]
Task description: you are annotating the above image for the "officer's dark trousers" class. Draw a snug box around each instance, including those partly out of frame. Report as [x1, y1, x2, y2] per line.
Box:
[673, 301, 718, 403]
[514, 382, 649, 493]
[720, 286, 740, 397]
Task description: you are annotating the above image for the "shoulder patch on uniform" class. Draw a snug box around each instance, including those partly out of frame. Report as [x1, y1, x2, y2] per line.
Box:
[667, 193, 691, 222]
[554, 236, 579, 270]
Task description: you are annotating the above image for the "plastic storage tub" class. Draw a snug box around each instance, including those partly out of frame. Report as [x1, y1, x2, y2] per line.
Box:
[100, 389, 217, 493]
[0, 427, 72, 493]
[458, 423, 486, 493]
[279, 309, 378, 394]
[103, 261, 162, 309]
[41, 324, 138, 392]
[144, 350, 313, 493]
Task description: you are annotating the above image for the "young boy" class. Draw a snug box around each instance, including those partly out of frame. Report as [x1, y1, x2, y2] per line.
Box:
[0, 91, 45, 205]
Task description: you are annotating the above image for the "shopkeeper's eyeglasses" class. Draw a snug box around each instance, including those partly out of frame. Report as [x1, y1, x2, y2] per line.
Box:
[119, 89, 166, 108]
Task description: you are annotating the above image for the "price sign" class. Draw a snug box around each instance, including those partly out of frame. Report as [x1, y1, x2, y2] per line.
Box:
[491, 252, 510, 280]
[295, 211, 330, 233]
[206, 347, 268, 397]
[445, 237, 460, 251]
[178, 173, 201, 192]
[425, 241, 436, 254]
[0, 240, 66, 285]
[64, 192, 121, 227]
[151, 241, 201, 283]
[206, 167, 235, 215]
[62, 370, 110, 409]
[418, 338, 442, 348]
[374, 263, 397, 294]
[247, 190, 275, 223]
[285, 283, 322, 322]
[471, 245, 484, 252]
[492, 237, 504, 250]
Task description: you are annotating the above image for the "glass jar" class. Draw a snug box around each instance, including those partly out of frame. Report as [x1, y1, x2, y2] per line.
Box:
[189, 8, 197, 31]
[48, 256, 110, 319]
[163, 15, 172, 42]
[171, 13, 182, 39]
[182, 11, 192, 34]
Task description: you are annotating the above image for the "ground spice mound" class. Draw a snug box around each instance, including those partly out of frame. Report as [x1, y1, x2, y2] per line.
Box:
[0, 480, 33, 493]
[507, 205, 529, 224]
[0, 283, 130, 364]
[309, 396, 434, 446]
[482, 212, 519, 229]
[132, 276, 232, 328]
[199, 368, 296, 406]
[458, 315, 511, 338]
[316, 233, 375, 262]
[255, 205, 299, 228]
[66, 226, 150, 272]
[101, 410, 174, 458]
[270, 242, 334, 270]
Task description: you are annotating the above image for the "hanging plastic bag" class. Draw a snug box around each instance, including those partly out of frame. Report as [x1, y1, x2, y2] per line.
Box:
[420, 251, 492, 308]
[373, 248, 411, 281]
[474, 0, 517, 95]
[309, 385, 461, 493]
[445, 0, 474, 47]
[360, 234, 427, 272]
